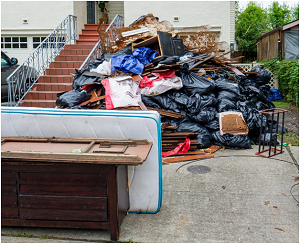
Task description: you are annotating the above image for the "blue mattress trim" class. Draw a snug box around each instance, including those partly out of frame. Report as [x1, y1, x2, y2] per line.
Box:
[1, 107, 163, 214]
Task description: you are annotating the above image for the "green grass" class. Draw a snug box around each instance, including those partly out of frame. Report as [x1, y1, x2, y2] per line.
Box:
[273, 101, 299, 113]
[273, 101, 299, 146]
[283, 133, 299, 146]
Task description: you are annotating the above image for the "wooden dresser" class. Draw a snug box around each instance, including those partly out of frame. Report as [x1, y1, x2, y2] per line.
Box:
[1, 137, 152, 241]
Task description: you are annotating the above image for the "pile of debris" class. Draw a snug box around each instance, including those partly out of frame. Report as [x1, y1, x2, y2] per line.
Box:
[56, 14, 277, 157]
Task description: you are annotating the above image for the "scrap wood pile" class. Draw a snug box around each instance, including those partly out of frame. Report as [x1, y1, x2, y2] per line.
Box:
[55, 13, 278, 160]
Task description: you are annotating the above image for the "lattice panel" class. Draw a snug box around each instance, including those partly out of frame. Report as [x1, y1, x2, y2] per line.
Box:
[234, 64, 252, 72]
[234, 63, 278, 89]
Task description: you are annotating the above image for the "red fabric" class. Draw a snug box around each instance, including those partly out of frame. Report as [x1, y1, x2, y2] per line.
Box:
[153, 70, 175, 79]
[81, 84, 94, 93]
[162, 137, 191, 157]
[139, 70, 176, 89]
[101, 78, 114, 110]
[139, 76, 154, 88]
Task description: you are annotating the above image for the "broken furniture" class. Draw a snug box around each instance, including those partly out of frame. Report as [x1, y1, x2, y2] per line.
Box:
[132, 31, 185, 59]
[1, 107, 162, 213]
[256, 108, 288, 158]
[1, 137, 152, 241]
[219, 111, 249, 136]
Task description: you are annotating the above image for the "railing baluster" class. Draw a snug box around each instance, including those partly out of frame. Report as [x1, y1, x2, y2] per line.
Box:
[6, 15, 77, 106]
[79, 14, 124, 71]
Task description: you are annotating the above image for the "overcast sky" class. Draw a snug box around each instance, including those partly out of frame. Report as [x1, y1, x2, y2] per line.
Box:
[238, 0, 299, 9]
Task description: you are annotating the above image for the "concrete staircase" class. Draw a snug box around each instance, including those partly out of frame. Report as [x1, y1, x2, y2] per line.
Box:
[19, 24, 104, 108]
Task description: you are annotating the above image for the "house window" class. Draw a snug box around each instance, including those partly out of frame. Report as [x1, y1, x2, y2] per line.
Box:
[1, 37, 28, 49]
[33, 37, 47, 48]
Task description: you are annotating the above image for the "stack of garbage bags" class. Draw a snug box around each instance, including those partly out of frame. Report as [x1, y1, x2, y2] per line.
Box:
[142, 64, 275, 149]
[56, 45, 277, 150]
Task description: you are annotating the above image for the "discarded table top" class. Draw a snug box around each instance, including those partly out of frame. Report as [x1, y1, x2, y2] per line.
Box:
[1, 136, 153, 165]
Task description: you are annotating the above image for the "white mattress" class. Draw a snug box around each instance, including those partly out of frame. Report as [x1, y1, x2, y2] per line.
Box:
[1, 107, 163, 213]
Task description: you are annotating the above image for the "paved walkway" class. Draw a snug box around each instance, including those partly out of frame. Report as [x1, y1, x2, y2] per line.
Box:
[2, 146, 299, 243]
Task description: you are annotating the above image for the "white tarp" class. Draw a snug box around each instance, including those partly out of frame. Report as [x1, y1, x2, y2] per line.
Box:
[284, 30, 299, 61]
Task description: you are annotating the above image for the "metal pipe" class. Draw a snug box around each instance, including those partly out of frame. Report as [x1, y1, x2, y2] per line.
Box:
[268, 112, 274, 157]
[280, 112, 285, 153]
[274, 111, 280, 153]
[258, 112, 263, 153]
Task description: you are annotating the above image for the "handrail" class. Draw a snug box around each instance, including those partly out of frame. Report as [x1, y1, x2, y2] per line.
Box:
[79, 14, 124, 70]
[7, 15, 77, 107]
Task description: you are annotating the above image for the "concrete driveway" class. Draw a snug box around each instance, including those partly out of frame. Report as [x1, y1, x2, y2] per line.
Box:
[2, 145, 299, 243]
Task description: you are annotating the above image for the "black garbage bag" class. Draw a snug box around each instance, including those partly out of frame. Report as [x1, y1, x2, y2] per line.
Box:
[180, 63, 215, 96]
[72, 69, 101, 90]
[211, 131, 252, 149]
[217, 99, 237, 112]
[217, 90, 239, 102]
[172, 91, 190, 107]
[141, 91, 184, 113]
[87, 53, 107, 69]
[260, 133, 279, 146]
[199, 93, 218, 108]
[102, 44, 133, 59]
[189, 107, 217, 124]
[256, 101, 269, 111]
[259, 84, 272, 97]
[175, 117, 211, 148]
[204, 119, 220, 131]
[250, 66, 271, 86]
[215, 78, 240, 95]
[204, 71, 224, 80]
[141, 95, 162, 110]
[255, 92, 269, 104]
[237, 101, 268, 132]
[272, 124, 288, 134]
[56, 90, 91, 108]
[184, 93, 218, 115]
[158, 56, 180, 65]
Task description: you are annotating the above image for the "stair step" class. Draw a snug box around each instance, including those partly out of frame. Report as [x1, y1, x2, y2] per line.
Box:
[19, 23, 103, 108]
[19, 99, 56, 108]
[79, 34, 100, 39]
[38, 75, 73, 83]
[24, 90, 66, 101]
[60, 49, 91, 56]
[55, 55, 87, 62]
[82, 29, 100, 35]
[84, 24, 101, 30]
[76, 40, 99, 45]
[46, 68, 77, 76]
[32, 83, 72, 92]
[49, 61, 82, 69]
[64, 44, 95, 50]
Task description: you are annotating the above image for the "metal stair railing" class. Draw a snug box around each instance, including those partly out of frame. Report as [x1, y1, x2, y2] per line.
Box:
[7, 15, 77, 107]
[79, 14, 124, 70]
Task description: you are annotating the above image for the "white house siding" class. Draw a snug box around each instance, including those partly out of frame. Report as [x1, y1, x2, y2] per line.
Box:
[1, 1, 86, 63]
[74, 1, 88, 35]
[124, 1, 235, 50]
[96, 1, 124, 24]
[230, 1, 235, 47]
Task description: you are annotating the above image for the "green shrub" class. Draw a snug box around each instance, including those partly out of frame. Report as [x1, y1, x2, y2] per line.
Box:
[262, 58, 299, 105]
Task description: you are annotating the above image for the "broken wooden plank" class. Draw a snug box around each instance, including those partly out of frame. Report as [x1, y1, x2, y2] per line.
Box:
[162, 154, 214, 164]
[146, 107, 185, 118]
[204, 145, 221, 154]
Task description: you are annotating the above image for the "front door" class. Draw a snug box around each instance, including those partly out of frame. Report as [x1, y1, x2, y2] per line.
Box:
[87, 1, 95, 24]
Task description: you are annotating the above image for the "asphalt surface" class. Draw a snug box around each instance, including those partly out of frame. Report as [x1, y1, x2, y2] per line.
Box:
[2, 145, 299, 243]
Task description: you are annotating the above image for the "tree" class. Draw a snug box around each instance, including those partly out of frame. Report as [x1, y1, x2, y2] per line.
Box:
[291, 3, 299, 21]
[235, 1, 269, 52]
[267, 2, 292, 29]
